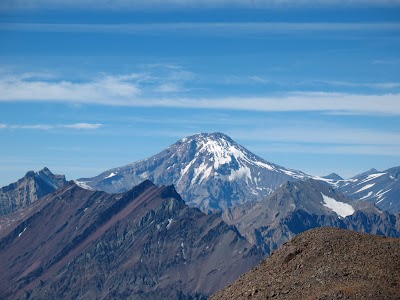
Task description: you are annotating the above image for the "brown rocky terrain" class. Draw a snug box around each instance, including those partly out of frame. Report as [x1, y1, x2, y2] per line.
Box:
[211, 227, 400, 300]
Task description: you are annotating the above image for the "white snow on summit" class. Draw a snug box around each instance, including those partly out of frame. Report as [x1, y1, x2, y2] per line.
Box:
[175, 133, 309, 189]
[321, 193, 354, 218]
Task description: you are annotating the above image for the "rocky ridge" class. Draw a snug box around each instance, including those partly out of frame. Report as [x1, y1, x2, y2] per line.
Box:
[0, 180, 262, 299]
[332, 166, 400, 214]
[224, 179, 400, 254]
[0, 167, 66, 216]
[211, 227, 400, 300]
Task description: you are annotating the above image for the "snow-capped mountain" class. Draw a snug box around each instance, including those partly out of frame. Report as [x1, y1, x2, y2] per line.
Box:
[78, 132, 309, 212]
[330, 167, 400, 213]
[224, 178, 400, 254]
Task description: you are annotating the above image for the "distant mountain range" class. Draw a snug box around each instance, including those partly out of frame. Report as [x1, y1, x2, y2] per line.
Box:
[77, 132, 399, 214]
[0, 181, 261, 299]
[224, 179, 400, 254]
[0, 167, 66, 215]
[0, 132, 399, 299]
[332, 167, 400, 213]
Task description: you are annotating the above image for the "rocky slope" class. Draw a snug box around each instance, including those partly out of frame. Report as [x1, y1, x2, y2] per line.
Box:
[211, 227, 400, 300]
[331, 166, 400, 214]
[224, 179, 400, 254]
[0, 167, 66, 215]
[0, 180, 262, 300]
[77, 132, 309, 212]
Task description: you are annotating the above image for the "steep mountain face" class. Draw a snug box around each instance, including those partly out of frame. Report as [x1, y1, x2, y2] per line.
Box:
[0, 167, 66, 216]
[211, 227, 400, 300]
[78, 132, 308, 212]
[0, 180, 262, 300]
[331, 166, 400, 214]
[224, 179, 400, 254]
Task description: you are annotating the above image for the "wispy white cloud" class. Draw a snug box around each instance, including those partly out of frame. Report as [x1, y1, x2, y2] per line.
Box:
[1, 72, 399, 115]
[230, 126, 400, 157]
[0, 73, 141, 104]
[254, 143, 400, 157]
[1, 22, 400, 35]
[0, 123, 104, 130]
[62, 123, 103, 129]
[155, 83, 183, 93]
[148, 92, 400, 115]
[311, 80, 400, 89]
[221, 76, 400, 90]
[230, 127, 400, 146]
[1, 0, 400, 10]
[9, 124, 54, 130]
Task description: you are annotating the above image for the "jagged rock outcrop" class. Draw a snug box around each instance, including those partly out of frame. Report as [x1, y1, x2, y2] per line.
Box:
[211, 227, 400, 300]
[0, 167, 66, 215]
[0, 180, 262, 300]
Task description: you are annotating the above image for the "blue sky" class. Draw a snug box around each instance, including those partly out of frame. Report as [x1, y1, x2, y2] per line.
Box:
[0, 0, 400, 186]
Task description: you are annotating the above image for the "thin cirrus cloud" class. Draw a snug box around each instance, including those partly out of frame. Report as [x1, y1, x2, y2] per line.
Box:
[1, 0, 400, 10]
[254, 144, 400, 157]
[311, 80, 400, 89]
[230, 127, 400, 146]
[62, 123, 103, 130]
[0, 123, 103, 130]
[229, 127, 400, 157]
[1, 22, 400, 35]
[0, 73, 399, 115]
[0, 73, 141, 104]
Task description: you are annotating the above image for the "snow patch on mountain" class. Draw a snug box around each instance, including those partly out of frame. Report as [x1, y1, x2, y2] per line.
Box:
[355, 183, 375, 193]
[357, 172, 387, 185]
[359, 191, 373, 200]
[321, 193, 355, 218]
[105, 172, 117, 179]
[74, 180, 95, 191]
[229, 166, 252, 181]
[18, 227, 27, 237]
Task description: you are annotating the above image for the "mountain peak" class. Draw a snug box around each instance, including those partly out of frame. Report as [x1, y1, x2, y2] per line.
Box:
[1, 168, 67, 215]
[323, 173, 343, 181]
[81, 132, 308, 211]
[24, 170, 36, 178]
[39, 166, 51, 173]
[184, 132, 231, 140]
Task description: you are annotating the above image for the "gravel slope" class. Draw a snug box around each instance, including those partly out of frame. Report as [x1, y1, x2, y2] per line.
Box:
[211, 227, 400, 300]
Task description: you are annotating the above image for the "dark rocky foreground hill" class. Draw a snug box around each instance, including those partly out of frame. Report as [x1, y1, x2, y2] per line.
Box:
[0, 167, 66, 216]
[211, 227, 400, 300]
[0, 180, 261, 299]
